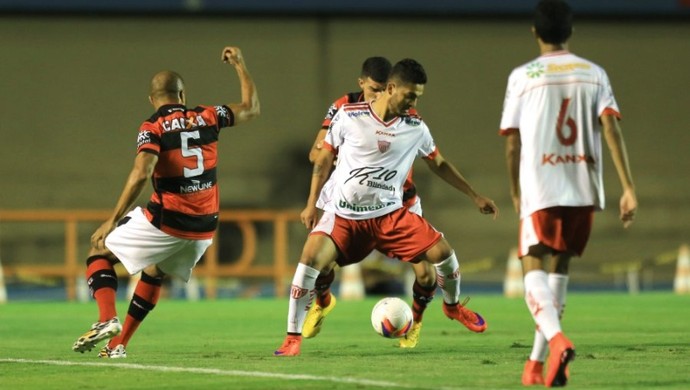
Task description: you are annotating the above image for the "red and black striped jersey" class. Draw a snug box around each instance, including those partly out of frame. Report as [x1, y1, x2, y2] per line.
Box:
[136, 104, 235, 240]
[321, 91, 364, 129]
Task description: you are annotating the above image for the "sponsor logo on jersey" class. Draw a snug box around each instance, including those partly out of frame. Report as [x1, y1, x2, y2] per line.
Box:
[326, 104, 338, 120]
[377, 140, 391, 153]
[346, 110, 369, 118]
[345, 166, 398, 185]
[541, 153, 595, 166]
[547, 63, 591, 73]
[162, 115, 207, 132]
[179, 179, 213, 193]
[527, 62, 545, 78]
[403, 116, 422, 126]
[137, 130, 152, 148]
[215, 105, 229, 119]
[338, 200, 395, 212]
[366, 181, 395, 191]
[375, 130, 395, 137]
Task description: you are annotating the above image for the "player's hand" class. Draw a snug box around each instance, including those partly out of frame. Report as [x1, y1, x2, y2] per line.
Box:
[475, 195, 499, 220]
[221, 46, 244, 67]
[300, 205, 319, 230]
[620, 189, 637, 228]
[91, 220, 116, 250]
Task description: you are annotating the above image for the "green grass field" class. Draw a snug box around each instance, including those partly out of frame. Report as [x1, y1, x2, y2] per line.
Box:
[1, 293, 688, 389]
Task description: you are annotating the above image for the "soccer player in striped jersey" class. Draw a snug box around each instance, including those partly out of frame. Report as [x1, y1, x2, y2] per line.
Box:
[500, 1, 637, 386]
[303, 57, 437, 349]
[72, 46, 260, 358]
[275, 58, 498, 357]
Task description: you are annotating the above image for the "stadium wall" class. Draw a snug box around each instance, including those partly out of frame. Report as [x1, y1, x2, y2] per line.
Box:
[1, 16, 688, 294]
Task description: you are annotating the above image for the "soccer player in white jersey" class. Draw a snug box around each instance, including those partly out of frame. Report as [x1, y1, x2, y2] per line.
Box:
[302, 57, 437, 349]
[274, 58, 499, 357]
[500, 1, 637, 386]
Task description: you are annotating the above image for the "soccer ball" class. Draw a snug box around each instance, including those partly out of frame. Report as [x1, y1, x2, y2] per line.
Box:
[370, 297, 413, 338]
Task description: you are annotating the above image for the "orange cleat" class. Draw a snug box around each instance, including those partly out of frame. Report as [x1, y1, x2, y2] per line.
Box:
[522, 360, 544, 386]
[274, 334, 302, 357]
[442, 299, 487, 333]
[545, 332, 575, 387]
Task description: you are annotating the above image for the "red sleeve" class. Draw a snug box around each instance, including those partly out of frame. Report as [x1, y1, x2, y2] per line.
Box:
[136, 122, 161, 155]
[321, 95, 351, 129]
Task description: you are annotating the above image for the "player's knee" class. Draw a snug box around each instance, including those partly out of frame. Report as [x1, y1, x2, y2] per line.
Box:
[424, 239, 453, 263]
[142, 264, 165, 278]
[412, 264, 435, 286]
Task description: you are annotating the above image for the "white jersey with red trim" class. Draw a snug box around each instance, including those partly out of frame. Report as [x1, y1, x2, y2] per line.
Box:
[499, 51, 621, 219]
[321, 101, 437, 220]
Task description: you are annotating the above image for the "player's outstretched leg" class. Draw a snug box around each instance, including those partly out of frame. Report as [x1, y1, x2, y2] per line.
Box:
[73, 255, 121, 353]
[274, 263, 319, 356]
[433, 251, 487, 333]
[442, 298, 487, 333]
[302, 269, 337, 338]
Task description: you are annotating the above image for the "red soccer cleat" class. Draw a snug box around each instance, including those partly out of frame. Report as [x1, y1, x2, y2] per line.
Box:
[442, 299, 487, 333]
[522, 360, 545, 386]
[273, 334, 302, 357]
[545, 332, 575, 387]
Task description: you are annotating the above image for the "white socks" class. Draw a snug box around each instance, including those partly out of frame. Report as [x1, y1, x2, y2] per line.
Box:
[523, 270, 562, 341]
[433, 251, 461, 304]
[529, 273, 569, 361]
[287, 263, 320, 334]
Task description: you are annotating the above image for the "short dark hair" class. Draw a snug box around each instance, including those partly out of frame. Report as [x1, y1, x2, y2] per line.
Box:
[389, 59, 427, 85]
[534, 0, 573, 44]
[360, 57, 392, 83]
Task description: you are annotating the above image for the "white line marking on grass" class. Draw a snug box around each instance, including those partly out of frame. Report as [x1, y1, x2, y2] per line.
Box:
[0, 358, 458, 390]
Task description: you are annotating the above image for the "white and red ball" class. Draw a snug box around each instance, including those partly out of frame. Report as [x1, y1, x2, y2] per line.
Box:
[371, 297, 413, 338]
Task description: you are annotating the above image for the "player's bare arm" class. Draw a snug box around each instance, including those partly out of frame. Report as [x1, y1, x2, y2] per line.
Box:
[301, 147, 335, 229]
[505, 131, 521, 214]
[424, 152, 499, 218]
[601, 114, 637, 228]
[91, 152, 158, 250]
[308, 129, 328, 163]
[222, 46, 260, 124]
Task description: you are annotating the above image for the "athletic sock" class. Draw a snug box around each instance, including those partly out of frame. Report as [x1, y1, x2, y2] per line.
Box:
[529, 273, 569, 361]
[86, 256, 118, 322]
[286, 263, 320, 334]
[108, 272, 162, 348]
[523, 270, 561, 340]
[433, 251, 461, 305]
[314, 268, 335, 307]
[411, 280, 436, 322]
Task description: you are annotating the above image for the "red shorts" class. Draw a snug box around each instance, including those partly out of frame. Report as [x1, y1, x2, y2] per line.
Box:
[312, 207, 442, 266]
[519, 206, 594, 257]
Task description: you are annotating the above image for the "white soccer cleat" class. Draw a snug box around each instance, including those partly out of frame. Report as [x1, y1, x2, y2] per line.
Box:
[72, 317, 122, 353]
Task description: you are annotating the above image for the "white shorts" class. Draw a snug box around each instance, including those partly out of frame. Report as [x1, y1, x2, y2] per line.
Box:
[105, 207, 213, 281]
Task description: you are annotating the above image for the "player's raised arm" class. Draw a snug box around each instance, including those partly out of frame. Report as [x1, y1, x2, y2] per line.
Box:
[424, 151, 498, 219]
[222, 46, 260, 124]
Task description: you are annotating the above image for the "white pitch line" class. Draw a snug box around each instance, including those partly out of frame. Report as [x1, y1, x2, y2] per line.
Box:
[0, 358, 457, 390]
